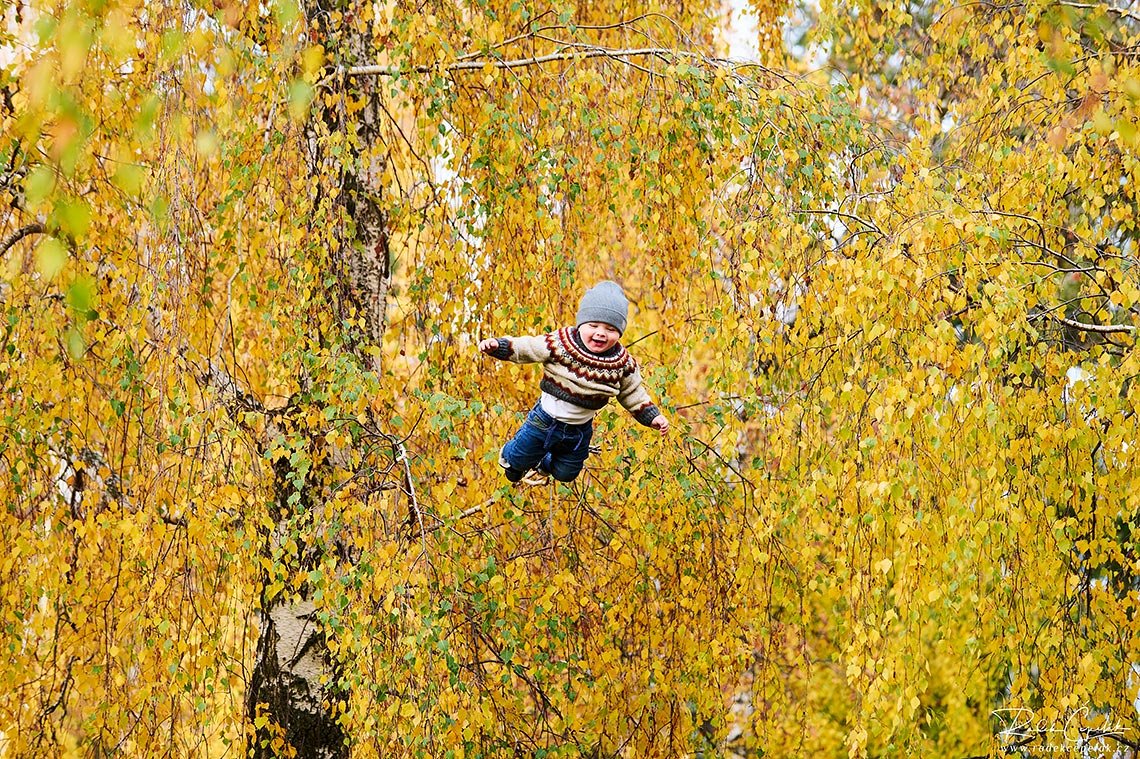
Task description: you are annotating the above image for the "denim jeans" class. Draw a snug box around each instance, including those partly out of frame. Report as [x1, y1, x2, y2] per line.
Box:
[501, 404, 593, 482]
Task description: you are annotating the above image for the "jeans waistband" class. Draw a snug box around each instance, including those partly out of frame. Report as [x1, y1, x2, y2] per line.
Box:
[531, 403, 592, 429]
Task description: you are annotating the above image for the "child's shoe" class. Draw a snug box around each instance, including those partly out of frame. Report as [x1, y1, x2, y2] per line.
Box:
[520, 469, 550, 486]
[518, 453, 552, 486]
[499, 448, 524, 483]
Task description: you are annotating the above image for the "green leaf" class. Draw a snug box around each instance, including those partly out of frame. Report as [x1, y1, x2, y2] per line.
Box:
[275, 0, 300, 25]
[65, 326, 85, 359]
[67, 276, 95, 317]
[288, 80, 314, 120]
[195, 129, 218, 156]
[112, 163, 145, 195]
[34, 238, 68, 279]
[25, 166, 56, 207]
[54, 198, 91, 238]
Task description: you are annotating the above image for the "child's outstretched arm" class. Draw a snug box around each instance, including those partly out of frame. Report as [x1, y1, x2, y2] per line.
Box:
[617, 366, 669, 433]
[478, 334, 552, 364]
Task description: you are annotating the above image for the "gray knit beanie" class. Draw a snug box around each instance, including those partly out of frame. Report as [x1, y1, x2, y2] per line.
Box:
[576, 280, 629, 334]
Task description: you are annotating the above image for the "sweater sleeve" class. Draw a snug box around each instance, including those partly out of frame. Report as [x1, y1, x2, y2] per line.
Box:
[616, 365, 661, 427]
[488, 334, 553, 364]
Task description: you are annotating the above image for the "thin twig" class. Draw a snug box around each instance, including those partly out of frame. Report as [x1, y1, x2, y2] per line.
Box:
[423, 502, 486, 535]
[688, 435, 755, 488]
[395, 442, 429, 558]
[373, 96, 439, 206]
[1016, 259, 1099, 275]
[792, 207, 884, 236]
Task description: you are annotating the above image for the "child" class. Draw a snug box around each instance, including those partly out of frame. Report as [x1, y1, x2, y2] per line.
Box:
[478, 281, 669, 484]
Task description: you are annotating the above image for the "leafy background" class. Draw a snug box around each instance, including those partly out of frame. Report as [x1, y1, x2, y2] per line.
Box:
[1, 0, 1138, 756]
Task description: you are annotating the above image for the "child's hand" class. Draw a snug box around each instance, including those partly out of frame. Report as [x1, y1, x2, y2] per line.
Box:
[478, 338, 499, 354]
[650, 415, 669, 434]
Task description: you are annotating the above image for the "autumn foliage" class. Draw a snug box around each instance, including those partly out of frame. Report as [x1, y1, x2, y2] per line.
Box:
[2, 0, 1139, 756]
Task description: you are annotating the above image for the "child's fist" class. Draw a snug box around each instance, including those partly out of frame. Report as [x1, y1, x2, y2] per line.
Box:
[478, 338, 500, 354]
[650, 415, 669, 434]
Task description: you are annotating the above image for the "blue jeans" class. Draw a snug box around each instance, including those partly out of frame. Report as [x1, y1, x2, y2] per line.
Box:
[501, 404, 593, 482]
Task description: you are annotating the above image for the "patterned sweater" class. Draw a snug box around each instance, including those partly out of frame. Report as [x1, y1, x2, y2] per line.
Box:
[489, 327, 661, 427]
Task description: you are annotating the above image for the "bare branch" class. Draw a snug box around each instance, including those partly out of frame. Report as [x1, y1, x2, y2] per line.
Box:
[1055, 315, 1137, 334]
[204, 357, 265, 413]
[1059, 0, 1140, 23]
[348, 46, 763, 78]
[792, 207, 884, 236]
[181, 345, 267, 438]
[423, 502, 486, 535]
[0, 222, 45, 256]
[395, 441, 428, 558]
[1017, 260, 1099, 275]
[160, 513, 188, 528]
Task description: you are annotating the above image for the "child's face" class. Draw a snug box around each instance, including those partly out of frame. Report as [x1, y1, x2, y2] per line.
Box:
[579, 322, 621, 352]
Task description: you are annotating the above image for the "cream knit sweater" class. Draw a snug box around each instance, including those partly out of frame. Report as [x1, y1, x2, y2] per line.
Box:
[488, 327, 661, 426]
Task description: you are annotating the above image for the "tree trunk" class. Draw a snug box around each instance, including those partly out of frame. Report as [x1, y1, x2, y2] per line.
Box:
[243, 1, 392, 754]
[247, 600, 347, 758]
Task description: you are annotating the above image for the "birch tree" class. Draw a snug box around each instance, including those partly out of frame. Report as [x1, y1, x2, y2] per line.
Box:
[2, 0, 1138, 756]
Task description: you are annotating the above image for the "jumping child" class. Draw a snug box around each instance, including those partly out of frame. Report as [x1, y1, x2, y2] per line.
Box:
[478, 281, 669, 484]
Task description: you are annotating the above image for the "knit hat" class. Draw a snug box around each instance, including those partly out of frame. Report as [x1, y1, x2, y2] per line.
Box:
[576, 280, 629, 334]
